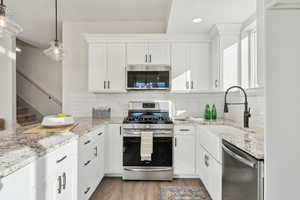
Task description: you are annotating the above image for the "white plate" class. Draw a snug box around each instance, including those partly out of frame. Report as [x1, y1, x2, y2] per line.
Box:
[41, 115, 75, 128]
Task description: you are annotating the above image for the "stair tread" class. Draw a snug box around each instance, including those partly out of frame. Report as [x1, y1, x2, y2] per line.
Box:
[19, 120, 41, 127]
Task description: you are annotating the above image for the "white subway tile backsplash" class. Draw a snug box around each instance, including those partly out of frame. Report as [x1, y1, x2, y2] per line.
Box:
[67, 91, 264, 128]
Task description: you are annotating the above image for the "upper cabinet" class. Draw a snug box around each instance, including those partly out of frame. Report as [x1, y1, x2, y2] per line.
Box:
[88, 43, 126, 93]
[171, 42, 210, 92]
[127, 42, 170, 65]
[85, 34, 212, 93]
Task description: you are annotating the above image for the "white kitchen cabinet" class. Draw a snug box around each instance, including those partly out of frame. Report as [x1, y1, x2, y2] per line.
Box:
[211, 36, 221, 90]
[0, 162, 37, 200]
[88, 43, 126, 93]
[173, 125, 195, 176]
[127, 42, 170, 65]
[197, 126, 222, 200]
[171, 43, 210, 92]
[78, 127, 105, 200]
[148, 43, 170, 65]
[105, 124, 123, 175]
[37, 140, 78, 200]
[171, 43, 189, 91]
[127, 43, 148, 64]
[88, 44, 107, 92]
[199, 147, 222, 200]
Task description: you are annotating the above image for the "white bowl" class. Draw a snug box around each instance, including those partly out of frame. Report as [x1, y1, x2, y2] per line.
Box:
[41, 115, 75, 128]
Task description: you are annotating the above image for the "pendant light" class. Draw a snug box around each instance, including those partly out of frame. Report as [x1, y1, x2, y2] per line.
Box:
[44, 0, 65, 61]
[0, 0, 23, 37]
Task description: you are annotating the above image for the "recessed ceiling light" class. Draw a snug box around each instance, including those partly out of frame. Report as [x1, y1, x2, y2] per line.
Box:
[192, 18, 203, 24]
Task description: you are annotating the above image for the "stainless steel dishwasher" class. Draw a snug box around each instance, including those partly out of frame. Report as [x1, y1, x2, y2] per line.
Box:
[222, 140, 264, 200]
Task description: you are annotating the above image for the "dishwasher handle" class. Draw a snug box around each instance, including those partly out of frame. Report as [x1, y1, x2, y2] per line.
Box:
[222, 144, 257, 168]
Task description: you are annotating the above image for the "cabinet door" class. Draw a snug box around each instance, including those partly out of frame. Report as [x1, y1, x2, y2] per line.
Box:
[94, 131, 105, 184]
[105, 124, 123, 174]
[107, 43, 126, 92]
[171, 43, 189, 91]
[0, 162, 36, 200]
[174, 132, 195, 175]
[148, 43, 170, 65]
[189, 43, 210, 91]
[198, 146, 208, 186]
[209, 158, 222, 200]
[127, 43, 148, 65]
[211, 37, 221, 89]
[88, 44, 107, 92]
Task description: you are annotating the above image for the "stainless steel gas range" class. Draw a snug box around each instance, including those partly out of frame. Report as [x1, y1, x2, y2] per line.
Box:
[122, 101, 174, 181]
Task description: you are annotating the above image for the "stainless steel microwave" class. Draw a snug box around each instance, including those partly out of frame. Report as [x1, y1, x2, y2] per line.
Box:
[126, 65, 171, 90]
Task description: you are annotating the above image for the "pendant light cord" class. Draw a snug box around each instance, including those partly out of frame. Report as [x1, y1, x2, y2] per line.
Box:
[1, 0, 3, 6]
[55, 0, 58, 43]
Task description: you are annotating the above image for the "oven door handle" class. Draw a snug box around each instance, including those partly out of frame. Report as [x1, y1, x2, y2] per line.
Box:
[123, 167, 172, 172]
[222, 144, 257, 168]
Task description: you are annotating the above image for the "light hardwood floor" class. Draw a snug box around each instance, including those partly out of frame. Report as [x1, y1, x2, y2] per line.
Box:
[90, 177, 206, 200]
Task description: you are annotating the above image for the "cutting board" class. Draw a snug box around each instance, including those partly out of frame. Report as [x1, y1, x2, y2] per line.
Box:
[23, 123, 79, 134]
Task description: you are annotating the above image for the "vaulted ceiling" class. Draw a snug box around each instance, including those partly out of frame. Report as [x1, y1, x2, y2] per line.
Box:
[6, 0, 255, 48]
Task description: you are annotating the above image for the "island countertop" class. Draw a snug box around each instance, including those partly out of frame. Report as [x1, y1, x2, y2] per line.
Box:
[0, 117, 123, 178]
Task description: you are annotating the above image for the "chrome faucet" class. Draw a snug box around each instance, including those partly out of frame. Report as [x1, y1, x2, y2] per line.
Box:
[224, 86, 251, 128]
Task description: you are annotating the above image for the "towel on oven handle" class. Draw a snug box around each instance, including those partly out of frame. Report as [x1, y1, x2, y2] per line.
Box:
[140, 131, 153, 161]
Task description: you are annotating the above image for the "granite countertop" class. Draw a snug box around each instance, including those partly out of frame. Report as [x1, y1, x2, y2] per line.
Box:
[0, 117, 123, 178]
[174, 118, 264, 160]
[0, 116, 263, 179]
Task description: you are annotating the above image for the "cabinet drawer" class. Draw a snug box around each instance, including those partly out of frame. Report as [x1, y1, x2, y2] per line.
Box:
[79, 126, 105, 148]
[174, 125, 195, 135]
[198, 126, 222, 163]
[42, 140, 77, 174]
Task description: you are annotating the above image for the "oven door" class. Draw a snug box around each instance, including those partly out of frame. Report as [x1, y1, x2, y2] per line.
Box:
[123, 136, 173, 167]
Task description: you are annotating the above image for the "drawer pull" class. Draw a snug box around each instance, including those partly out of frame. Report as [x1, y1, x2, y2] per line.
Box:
[94, 146, 98, 157]
[84, 187, 91, 194]
[57, 176, 62, 194]
[180, 129, 190, 131]
[56, 155, 67, 164]
[84, 160, 91, 166]
[84, 140, 91, 145]
[98, 132, 103, 136]
[62, 172, 66, 190]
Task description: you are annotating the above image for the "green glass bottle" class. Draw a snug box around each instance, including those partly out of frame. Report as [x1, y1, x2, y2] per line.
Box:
[211, 104, 217, 120]
[204, 104, 211, 120]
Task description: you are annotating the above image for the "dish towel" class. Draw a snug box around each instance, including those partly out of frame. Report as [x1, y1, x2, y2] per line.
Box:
[140, 131, 153, 161]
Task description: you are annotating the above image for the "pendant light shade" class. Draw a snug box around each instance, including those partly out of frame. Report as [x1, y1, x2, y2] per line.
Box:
[0, 0, 23, 37]
[44, 0, 65, 61]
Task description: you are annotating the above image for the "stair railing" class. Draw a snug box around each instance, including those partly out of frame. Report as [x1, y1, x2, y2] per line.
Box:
[16, 70, 62, 107]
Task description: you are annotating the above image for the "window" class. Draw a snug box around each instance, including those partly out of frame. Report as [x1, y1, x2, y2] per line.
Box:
[241, 36, 249, 88]
[223, 42, 239, 90]
[240, 27, 259, 89]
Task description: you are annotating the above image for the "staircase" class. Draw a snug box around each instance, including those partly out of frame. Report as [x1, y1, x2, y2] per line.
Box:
[17, 100, 41, 126]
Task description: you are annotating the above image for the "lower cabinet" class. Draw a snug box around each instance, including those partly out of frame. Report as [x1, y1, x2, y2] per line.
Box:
[197, 126, 222, 200]
[37, 140, 78, 200]
[0, 162, 37, 200]
[104, 124, 123, 175]
[78, 126, 105, 200]
[173, 125, 196, 176]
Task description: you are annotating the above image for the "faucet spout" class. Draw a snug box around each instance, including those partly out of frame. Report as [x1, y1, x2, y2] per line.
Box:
[224, 86, 251, 128]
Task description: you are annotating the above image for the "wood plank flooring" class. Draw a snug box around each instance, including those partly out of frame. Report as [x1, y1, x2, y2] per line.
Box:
[90, 177, 206, 200]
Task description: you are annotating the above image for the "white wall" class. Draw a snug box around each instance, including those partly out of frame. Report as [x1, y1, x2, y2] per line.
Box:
[265, 9, 300, 200]
[0, 36, 16, 130]
[224, 89, 264, 128]
[16, 41, 62, 115]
